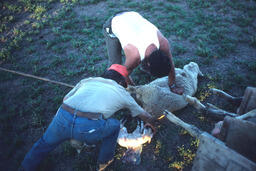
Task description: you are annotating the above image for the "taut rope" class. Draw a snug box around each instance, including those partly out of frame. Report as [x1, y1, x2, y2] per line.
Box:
[0, 66, 74, 88]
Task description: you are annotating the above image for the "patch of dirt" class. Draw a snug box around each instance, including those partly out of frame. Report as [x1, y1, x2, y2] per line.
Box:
[74, 1, 107, 18]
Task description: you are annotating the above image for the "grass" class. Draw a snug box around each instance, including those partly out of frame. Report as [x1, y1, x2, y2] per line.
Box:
[250, 36, 256, 48]
[0, 0, 59, 61]
[169, 146, 195, 170]
[172, 43, 188, 56]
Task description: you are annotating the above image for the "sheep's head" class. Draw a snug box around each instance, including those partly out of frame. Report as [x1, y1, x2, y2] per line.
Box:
[175, 62, 203, 95]
[183, 62, 203, 77]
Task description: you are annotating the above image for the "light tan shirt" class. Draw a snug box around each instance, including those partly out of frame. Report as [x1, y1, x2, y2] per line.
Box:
[63, 77, 145, 119]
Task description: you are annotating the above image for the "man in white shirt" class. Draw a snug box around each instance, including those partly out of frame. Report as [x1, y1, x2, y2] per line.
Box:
[21, 64, 153, 171]
[103, 11, 183, 95]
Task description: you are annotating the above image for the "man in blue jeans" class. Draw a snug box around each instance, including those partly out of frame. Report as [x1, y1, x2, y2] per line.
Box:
[21, 64, 153, 171]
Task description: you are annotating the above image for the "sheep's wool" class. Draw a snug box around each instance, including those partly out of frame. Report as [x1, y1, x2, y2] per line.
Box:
[128, 62, 203, 117]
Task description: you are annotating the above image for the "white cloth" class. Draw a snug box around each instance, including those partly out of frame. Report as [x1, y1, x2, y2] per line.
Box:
[111, 11, 160, 60]
[63, 77, 145, 119]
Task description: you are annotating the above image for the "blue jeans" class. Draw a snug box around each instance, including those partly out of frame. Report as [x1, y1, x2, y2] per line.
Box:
[21, 107, 120, 171]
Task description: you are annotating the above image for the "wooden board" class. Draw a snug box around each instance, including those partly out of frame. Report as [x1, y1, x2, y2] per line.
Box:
[192, 132, 256, 171]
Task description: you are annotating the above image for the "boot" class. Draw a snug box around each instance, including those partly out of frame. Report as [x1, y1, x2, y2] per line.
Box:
[98, 159, 113, 171]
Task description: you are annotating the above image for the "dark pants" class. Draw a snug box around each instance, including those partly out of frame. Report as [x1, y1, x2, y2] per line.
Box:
[21, 107, 120, 171]
[103, 14, 123, 66]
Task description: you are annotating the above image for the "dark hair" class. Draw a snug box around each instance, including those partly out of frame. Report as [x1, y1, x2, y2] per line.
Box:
[101, 69, 127, 88]
[147, 49, 172, 77]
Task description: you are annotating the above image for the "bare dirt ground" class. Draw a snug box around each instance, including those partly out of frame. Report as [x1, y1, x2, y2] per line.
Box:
[0, 0, 256, 170]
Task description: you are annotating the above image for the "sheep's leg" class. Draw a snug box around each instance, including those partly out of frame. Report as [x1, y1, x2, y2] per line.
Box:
[205, 103, 238, 119]
[210, 88, 243, 106]
[140, 120, 144, 133]
[186, 95, 238, 120]
[132, 120, 141, 134]
[70, 139, 83, 154]
[164, 110, 202, 138]
[120, 118, 127, 128]
[185, 95, 206, 111]
[236, 109, 256, 120]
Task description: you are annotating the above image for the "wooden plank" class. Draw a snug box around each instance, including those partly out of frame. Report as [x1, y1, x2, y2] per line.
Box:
[192, 132, 256, 171]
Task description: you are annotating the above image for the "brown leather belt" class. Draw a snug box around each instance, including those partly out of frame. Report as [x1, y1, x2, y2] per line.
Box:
[61, 103, 102, 120]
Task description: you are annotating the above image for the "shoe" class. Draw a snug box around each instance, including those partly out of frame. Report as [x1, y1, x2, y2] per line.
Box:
[18, 166, 25, 171]
[98, 159, 113, 171]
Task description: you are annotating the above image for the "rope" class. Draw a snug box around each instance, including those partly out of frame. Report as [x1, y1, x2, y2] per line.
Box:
[0, 66, 74, 88]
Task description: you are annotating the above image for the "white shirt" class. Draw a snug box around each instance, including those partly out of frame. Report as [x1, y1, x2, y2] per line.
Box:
[63, 77, 145, 119]
[111, 11, 160, 60]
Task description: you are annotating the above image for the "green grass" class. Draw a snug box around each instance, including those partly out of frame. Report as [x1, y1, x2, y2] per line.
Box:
[196, 45, 212, 58]
[248, 62, 256, 72]
[172, 43, 188, 56]
[250, 36, 256, 48]
[0, 0, 60, 61]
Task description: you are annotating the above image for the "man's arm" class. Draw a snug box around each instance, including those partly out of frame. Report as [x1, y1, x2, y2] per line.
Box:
[137, 111, 153, 123]
[125, 76, 135, 86]
[157, 31, 184, 95]
[137, 111, 156, 133]
[123, 44, 141, 86]
[121, 88, 156, 132]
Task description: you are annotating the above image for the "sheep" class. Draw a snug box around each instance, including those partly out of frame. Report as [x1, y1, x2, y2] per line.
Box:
[117, 119, 153, 165]
[127, 62, 203, 118]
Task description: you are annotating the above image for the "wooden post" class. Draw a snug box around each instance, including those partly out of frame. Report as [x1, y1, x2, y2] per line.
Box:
[163, 110, 202, 138]
[185, 95, 238, 120]
[164, 109, 256, 171]
[210, 88, 242, 106]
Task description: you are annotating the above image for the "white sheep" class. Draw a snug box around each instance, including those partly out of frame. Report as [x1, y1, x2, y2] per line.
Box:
[127, 62, 203, 118]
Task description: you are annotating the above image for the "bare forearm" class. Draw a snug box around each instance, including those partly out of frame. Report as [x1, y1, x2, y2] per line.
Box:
[168, 59, 175, 86]
[126, 75, 135, 86]
[158, 32, 175, 86]
[138, 112, 154, 124]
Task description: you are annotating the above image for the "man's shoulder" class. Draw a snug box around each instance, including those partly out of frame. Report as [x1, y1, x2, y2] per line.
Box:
[123, 44, 140, 61]
[77, 77, 111, 87]
[80, 77, 107, 82]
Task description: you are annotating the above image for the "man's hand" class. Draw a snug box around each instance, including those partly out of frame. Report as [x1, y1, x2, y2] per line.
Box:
[211, 121, 224, 139]
[144, 123, 156, 135]
[169, 84, 184, 95]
